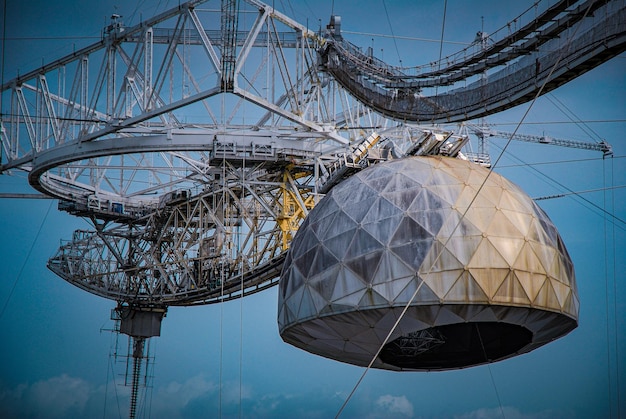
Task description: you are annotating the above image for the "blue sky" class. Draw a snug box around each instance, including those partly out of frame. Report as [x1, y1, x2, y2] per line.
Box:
[1, 0, 625, 418]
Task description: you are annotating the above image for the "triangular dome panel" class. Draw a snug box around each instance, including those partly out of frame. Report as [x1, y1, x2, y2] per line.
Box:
[306, 244, 340, 278]
[442, 235, 482, 267]
[389, 276, 422, 304]
[390, 238, 434, 271]
[357, 289, 390, 308]
[493, 273, 531, 305]
[488, 236, 525, 266]
[342, 199, 377, 223]
[529, 241, 558, 273]
[408, 187, 447, 212]
[468, 238, 511, 269]
[298, 286, 317, 319]
[322, 232, 354, 263]
[307, 286, 331, 314]
[453, 184, 481, 210]
[469, 268, 510, 299]
[362, 196, 403, 223]
[406, 209, 447, 237]
[345, 228, 385, 260]
[439, 159, 472, 181]
[550, 278, 572, 309]
[362, 214, 404, 244]
[425, 183, 463, 206]
[469, 306, 500, 322]
[324, 210, 359, 240]
[370, 252, 417, 286]
[513, 242, 548, 275]
[434, 306, 467, 326]
[422, 269, 463, 300]
[515, 270, 547, 303]
[500, 208, 533, 237]
[389, 216, 433, 246]
[421, 239, 464, 272]
[458, 271, 490, 302]
[466, 167, 489, 186]
[333, 289, 367, 308]
[533, 279, 560, 309]
[487, 210, 526, 238]
[381, 172, 420, 194]
[411, 279, 441, 304]
[345, 250, 384, 284]
[361, 171, 396, 191]
[331, 266, 367, 302]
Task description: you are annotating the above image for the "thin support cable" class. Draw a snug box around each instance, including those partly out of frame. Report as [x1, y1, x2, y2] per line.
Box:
[381, 0, 402, 65]
[111, 346, 123, 419]
[610, 158, 621, 418]
[239, 158, 245, 418]
[475, 324, 506, 419]
[604, 157, 613, 418]
[219, 154, 226, 419]
[103, 327, 115, 419]
[434, 0, 448, 99]
[336, 3, 597, 415]
[0, 199, 54, 321]
[490, 142, 626, 230]
[533, 185, 626, 200]
[546, 94, 604, 143]
[147, 340, 155, 419]
[498, 155, 626, 170]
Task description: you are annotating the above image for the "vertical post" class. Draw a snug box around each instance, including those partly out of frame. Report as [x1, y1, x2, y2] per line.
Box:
[107, 46, 116, 117]
[144, 28, 153, 111]
[80, 56, 88, 133]
[220, 0, 239, 91]
[129, 337, 145, 419]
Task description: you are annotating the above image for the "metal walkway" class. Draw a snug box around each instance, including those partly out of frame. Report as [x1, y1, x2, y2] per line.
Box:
[320, 0, 626, 122]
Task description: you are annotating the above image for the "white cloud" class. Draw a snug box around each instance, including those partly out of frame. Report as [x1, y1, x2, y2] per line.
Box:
[146, 374, 218, 418]
[0, 374, 91, 418]
[220, 379, 253, 404]
[376, 394, 414, 417]
[159, 374, 217, 406]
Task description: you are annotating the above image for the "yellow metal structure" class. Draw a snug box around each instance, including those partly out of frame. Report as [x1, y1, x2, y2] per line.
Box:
[277, 170, 315, 251]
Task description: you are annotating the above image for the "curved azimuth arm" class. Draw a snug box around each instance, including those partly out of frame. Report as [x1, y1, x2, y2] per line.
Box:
[321, 0, 626, 122]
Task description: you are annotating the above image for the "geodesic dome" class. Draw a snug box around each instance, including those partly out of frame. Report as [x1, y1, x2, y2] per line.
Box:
[278, 156, 578, 371]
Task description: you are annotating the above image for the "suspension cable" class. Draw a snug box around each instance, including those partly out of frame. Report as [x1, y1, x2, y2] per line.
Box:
[335, 2, 598, 415]
[603, 153, 613, 418]
[0, 199, 54, 321]
[434, 0, 448, 99]
[610, 158, 621, 418]
[475, 324, 506, 419]
[381, 0, 402, 66]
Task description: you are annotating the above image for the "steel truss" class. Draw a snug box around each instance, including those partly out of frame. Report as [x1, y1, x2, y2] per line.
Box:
[48, 161, 316, 304]
[0, 0, 616, 306]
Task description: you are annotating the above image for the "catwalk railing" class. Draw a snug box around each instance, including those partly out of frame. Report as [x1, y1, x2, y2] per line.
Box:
[321, 0, 626, 122]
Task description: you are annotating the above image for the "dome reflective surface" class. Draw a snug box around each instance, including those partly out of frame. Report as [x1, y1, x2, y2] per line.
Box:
[278, 156, 578, 371]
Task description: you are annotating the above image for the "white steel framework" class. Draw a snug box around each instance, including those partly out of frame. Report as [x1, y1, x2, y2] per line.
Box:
[0, 0, 617, 307]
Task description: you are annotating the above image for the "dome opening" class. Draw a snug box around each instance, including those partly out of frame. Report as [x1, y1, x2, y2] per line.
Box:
[379, 322, 533, 370]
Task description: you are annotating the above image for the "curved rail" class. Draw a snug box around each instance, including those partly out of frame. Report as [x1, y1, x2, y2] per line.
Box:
[321, 0, 626, 122]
